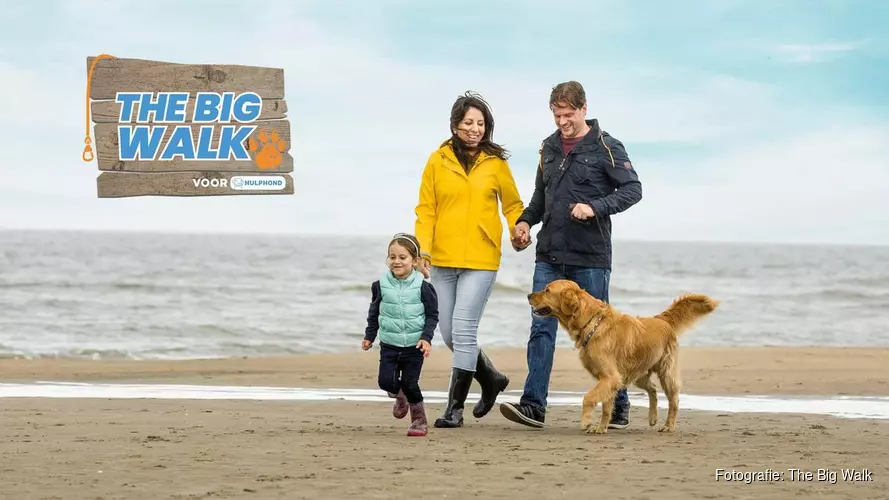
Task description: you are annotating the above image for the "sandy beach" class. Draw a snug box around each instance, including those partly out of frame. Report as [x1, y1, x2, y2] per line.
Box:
[2, 347, 888, 499]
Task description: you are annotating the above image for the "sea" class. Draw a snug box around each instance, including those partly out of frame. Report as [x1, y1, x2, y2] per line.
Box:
[1, 229, 888, 360]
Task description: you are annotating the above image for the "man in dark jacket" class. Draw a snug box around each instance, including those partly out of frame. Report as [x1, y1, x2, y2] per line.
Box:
[500, 81, 643, 429]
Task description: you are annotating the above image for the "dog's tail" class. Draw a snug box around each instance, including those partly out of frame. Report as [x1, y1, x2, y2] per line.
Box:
[656, 293, 720, 336]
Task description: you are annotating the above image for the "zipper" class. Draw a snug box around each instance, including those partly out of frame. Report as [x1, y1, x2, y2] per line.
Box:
[558, 145, 573, 170]
[464, 168, 471, 265]
[463, 154, 492, 263]
[398, 279, 406, 344]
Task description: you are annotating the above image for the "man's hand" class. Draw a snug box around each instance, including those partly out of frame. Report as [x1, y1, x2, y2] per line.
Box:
[511, 222, 532, 250]
[416, 339, 431, 358]
[361, 339, 373, 351]
[570, 203, 595, 221]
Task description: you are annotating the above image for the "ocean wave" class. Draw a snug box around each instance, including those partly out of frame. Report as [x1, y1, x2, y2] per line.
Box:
[340, 284, 372, 294]
[492, 282, 527, 294]
[0, 280, 271, 294]
[339, 281, 532, 295]
[809, 288, 889, 300]
[0, 348, 141, 360]
[4, 231, 888, 360]
[0, 343, 342, 361]
[729, 288, 889, 301]
[840, 276, 889, 287]
[339, 281, 679, 298]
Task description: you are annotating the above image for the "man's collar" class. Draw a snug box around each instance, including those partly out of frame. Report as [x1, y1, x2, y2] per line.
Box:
[545, 118, 602, 149]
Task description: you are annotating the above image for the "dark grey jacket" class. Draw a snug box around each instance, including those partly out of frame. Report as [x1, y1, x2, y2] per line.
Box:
[517, 119, 642, 270]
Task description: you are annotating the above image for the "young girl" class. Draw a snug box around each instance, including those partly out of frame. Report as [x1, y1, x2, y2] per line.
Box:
[362, 233, 439, 437]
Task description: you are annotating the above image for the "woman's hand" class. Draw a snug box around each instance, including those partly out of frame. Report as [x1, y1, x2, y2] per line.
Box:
[511, 223, 532, 250]
[416, 339, 431, 358]
[361, 339, 372, 351]
[416, 257, 431, 279]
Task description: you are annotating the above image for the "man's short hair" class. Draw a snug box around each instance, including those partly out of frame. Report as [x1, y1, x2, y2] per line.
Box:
[549, 81, 586, 110]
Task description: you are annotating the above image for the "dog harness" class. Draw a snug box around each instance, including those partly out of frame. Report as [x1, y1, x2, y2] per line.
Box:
[580, 314, 605, 348]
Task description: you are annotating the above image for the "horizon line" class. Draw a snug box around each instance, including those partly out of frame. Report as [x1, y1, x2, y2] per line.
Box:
[1, 227, 886, 249]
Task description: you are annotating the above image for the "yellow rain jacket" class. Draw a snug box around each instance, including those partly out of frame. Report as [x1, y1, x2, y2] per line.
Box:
[414, 141, 525, 271]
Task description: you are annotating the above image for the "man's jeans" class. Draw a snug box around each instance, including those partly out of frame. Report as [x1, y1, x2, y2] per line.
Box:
[520, 261, 629, 412]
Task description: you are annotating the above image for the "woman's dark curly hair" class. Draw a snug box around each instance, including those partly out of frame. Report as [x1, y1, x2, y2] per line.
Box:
[444, 91, 509, 171]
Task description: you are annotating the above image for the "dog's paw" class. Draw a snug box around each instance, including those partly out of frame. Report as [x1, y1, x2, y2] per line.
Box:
[586, 425, 608, 435]
[658, 425, 675, 433]
[580, 420, 593, 432]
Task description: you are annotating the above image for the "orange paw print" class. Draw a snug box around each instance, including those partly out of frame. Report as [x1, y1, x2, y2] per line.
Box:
[247, 128, 288, 169]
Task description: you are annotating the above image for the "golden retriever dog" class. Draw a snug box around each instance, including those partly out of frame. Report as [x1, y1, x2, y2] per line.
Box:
[527, 280, 719, 435]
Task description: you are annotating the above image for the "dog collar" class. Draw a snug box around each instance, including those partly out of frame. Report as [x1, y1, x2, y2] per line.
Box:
[580, 314, 604, 348]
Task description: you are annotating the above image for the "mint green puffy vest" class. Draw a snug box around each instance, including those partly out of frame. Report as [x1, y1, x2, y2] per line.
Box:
[378, 269, 426, 347]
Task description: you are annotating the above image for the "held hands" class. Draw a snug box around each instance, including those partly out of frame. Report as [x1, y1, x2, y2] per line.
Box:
[361, 339, 373, 351]
[416, 339, 431, 358]
[511, 222, 532, 251]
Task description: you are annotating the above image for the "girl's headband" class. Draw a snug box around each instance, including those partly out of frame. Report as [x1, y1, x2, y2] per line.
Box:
[390, 233, 420, 255]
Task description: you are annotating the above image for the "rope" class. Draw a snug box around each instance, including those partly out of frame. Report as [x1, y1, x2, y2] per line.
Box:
[83, 54, 117, 162]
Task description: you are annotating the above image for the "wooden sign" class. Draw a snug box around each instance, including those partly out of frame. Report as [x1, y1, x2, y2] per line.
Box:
[83, 55, 294, 198]
[96, 171, 293, 198]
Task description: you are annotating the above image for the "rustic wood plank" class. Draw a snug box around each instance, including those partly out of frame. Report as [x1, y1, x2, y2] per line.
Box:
[91, 98, 288, 123]
[98, 152, 293, 173]
[87, 57, 285, 100]
[93, 120, 292, 172]
[96, 172, 294, 198]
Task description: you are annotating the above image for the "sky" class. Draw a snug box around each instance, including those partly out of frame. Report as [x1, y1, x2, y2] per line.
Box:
[0, 0, 887, 245]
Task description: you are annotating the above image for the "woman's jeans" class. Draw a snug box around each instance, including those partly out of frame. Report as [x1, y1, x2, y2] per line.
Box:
[429, 266, 497, 372]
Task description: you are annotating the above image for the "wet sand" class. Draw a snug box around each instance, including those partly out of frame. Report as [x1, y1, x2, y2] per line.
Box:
[2, 347, 887, 499]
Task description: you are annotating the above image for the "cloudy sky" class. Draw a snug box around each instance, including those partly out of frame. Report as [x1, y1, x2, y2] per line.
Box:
[1, 0, 887, 245]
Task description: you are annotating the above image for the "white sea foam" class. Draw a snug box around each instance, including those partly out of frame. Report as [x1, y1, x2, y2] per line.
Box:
[1, 382, 888, 420]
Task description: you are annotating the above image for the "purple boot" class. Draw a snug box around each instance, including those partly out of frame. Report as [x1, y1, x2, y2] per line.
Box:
[407, 402, 428, 437]
[389, 391, 409, 419]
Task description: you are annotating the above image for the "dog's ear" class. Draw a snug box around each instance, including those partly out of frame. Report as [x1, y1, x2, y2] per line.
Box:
[559, 288, 580, 316]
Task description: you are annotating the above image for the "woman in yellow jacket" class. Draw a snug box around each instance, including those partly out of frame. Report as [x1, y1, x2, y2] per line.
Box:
[414, 91, 526, 428]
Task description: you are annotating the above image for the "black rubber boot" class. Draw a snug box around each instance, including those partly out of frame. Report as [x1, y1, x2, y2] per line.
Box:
[433, 368, 474, 428]
[472, 350, 509, 418]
